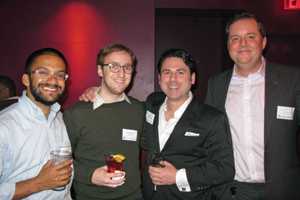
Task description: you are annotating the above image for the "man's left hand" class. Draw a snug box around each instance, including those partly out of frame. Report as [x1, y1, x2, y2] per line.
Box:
[149, 161, 177, 185]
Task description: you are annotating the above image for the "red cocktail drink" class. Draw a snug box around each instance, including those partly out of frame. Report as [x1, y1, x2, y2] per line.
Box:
[106, 155, 123, 173]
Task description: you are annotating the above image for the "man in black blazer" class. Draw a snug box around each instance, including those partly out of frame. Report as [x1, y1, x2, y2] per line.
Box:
[143, 49, 235, 200]
[205, 13, 300, 199]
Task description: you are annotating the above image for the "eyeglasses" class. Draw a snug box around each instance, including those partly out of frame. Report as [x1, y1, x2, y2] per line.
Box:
[31, 69, 69, 81]
[102, 63, 134, 74]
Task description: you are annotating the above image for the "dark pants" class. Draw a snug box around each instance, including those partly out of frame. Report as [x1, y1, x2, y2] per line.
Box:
[220, 180, 266, 200]
[77, 194, 144, 200]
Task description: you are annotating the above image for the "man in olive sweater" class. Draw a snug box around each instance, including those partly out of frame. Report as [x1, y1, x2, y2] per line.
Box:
[63, 44, 145, 200]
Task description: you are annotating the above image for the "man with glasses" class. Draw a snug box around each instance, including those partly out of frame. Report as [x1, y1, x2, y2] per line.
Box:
[63, 43, 145, 200]
[0, 48, 73, 199]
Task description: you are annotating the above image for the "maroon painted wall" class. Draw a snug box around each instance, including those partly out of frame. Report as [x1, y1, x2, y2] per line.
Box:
[0, 0, 155, 110]
[155, 0, 300, 35]
[1, 0, 299, 110]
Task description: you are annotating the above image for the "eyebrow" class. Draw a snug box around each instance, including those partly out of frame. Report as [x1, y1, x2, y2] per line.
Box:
[37, 66, 66, 73]
[110, 62, 132, 66]
[162, 69, 187, 72]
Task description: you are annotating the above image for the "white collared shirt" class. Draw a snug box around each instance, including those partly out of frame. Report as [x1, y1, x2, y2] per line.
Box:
[0, 90, 72, 200]
[158, 91, 193, 192]
[225, 56, 266, 183]
[93, 86, 131, 110]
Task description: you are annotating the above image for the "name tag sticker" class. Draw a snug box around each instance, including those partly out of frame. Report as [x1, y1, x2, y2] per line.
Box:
[277, 106, 295, 120]
[122, 129, 137, 141]
[146, 110, 155, 125]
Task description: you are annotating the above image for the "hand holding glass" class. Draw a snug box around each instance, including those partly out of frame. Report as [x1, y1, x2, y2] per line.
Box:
[50, 150, 72, 191]
[150, 151, 165, 168]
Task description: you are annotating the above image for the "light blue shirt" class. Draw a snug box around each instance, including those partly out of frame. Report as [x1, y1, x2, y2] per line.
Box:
[0, 90, 72, 200]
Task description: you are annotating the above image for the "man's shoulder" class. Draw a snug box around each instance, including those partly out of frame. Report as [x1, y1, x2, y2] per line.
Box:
[209, 69, 233, 82]
[127, 95, 143, 106]
[146, 92, 165, 103]
[0, 102, 20, 120]
[64, 101, 93, 114]
[191, 98, 223, 115]
[266, 61, 300, 81]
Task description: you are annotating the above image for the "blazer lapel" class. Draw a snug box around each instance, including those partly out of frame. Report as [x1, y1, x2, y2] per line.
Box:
[160, 98, 196, 152]
[264, 62, 280, 146]
[218, 70, 233, 147]
[150, 98, 164, 152]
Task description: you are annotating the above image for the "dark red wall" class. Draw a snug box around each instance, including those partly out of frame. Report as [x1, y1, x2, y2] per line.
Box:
[0, 0, 155, 110]
[0, 0, 299, 110]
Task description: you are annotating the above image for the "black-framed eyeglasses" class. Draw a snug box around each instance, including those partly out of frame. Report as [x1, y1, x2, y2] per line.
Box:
[31, 69, 69, 81]
[102, 63, 134, 74]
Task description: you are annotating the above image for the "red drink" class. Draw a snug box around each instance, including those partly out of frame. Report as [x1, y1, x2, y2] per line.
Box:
[106, 155, 123, 173]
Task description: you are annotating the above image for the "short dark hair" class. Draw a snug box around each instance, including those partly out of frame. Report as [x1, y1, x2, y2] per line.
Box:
[157, 49, 196, 75]
[96, 43, 136, 68]
[0, 75, 16, 96]
[226, 12, 266, 41]
[25, 48, 68, 74]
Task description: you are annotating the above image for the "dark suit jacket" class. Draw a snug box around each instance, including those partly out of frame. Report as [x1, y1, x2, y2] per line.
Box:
[143, 92, 235, 200]
[205, 61, 300, 199]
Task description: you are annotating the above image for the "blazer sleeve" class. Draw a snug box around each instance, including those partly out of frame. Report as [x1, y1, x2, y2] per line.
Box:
[185, 113, 235, 190]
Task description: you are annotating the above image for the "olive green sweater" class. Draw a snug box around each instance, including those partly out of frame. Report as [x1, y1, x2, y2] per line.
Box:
[63, 97, 145, 200]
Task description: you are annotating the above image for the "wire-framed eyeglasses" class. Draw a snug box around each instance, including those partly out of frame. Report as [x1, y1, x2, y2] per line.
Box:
[31, 69, 69, 81]
[102, 63, 134, 74]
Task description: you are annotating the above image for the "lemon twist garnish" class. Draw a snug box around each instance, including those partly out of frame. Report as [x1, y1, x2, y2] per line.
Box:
[113, 154, 126, 163]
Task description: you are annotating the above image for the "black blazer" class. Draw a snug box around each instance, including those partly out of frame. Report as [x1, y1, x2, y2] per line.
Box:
[205, 61, 300, 199]
[143, 92, 235, 200]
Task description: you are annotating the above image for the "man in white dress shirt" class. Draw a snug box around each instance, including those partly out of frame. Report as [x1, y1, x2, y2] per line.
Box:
[0, 48, 73, 200]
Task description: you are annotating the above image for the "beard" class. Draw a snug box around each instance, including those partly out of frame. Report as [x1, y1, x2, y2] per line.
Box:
[29, 79, 65, 106]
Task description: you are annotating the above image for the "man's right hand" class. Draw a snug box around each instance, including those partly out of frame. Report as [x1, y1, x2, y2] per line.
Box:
[13, 159, 73, 200]
[79, 86, 98, 102]
[91, 165, 125, 188]
[35, 159, 73, 191]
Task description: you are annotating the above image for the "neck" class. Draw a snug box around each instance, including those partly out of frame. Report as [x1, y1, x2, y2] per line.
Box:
[236, 60, 262, 78]
[26, 91, 52, 119]
[166, 98, 185, 113]
[98, 87, 123, 103]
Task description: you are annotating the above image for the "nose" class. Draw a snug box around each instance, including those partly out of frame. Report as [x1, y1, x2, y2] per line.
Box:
[240, 37, 247, 47]
[47, 73, 59, 83]
[170, 72, 177, 81]
[118, 66, 125, 77]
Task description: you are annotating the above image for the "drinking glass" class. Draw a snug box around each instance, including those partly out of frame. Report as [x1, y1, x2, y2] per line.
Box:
[50, 150, 72, 191]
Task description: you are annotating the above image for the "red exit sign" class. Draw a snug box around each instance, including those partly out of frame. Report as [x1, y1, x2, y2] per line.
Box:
[285, 0, 300, 9]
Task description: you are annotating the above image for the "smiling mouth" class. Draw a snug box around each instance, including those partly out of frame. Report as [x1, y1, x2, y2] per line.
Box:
[169, 86, 179, 89]
[39, 83, 61, 92]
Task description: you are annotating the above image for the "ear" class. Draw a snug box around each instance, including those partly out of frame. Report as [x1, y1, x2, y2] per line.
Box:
[22, 74, 30, 87]
[97, 65, 103, 77]
[158, 73, 161, 85]
[262, 36, 267, 50]
[1, 88, 9, 97]
[191, 73, 196, 85]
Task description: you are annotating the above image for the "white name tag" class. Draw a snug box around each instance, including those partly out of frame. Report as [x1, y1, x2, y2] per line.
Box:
[122, 129, 137, 141]
[277, 106, 295, 120]
[146, 110, 155, 125]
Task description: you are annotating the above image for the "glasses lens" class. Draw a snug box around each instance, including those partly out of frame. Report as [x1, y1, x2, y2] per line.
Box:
[109, 64, 120, 73]
[124, 66, 133, 74]
[55, 72, 68, 81]
[36, 69, 50, 77]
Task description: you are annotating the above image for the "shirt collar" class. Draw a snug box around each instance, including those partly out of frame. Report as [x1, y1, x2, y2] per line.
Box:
[233, 56, 266, 78]
[93, 86, 131, 110]
[161, 91, 193, 118]
[19, 90, 61, 123]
